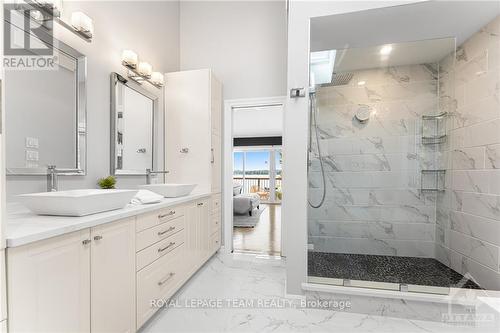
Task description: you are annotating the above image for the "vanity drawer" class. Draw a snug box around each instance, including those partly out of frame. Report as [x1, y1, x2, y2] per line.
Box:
[136, 229, 185, 271]
[136, 216, 185, 252]
[137, 243, 185, 328]
[136, 206, 185, 232]
[211, 194, 221, 214]
[210, 213, 221, 234]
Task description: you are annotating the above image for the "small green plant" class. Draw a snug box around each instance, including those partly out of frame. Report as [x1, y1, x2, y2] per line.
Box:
[98, 176, 116, 189]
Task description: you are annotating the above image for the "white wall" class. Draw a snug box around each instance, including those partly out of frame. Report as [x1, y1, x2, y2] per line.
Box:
[179, 0, 287, 100]
[5, 1, 180, 200]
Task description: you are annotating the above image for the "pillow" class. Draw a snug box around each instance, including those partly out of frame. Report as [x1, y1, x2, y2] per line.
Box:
[233, 185, 242, 196]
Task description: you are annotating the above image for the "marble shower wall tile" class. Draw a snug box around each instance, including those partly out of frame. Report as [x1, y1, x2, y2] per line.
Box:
[486, 144, 500, 169]
[450, 211, 500, 247]
[451, 147, 485, 170]
[435, 15, 500, 291]
[309, 236, 435, 258]
[450, 249, 500, 291]
[308, 220, 435, 241]
[449, 230, 499, 270]
[308, 170, 420, 189]
[307, 203, 435, 223]
[309, 63, 439, 258]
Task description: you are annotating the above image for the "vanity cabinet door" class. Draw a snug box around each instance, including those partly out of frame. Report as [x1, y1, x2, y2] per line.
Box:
[196, 199, 211, 262]
[91, 218, 136, 333]
[7, 229, 91, 333]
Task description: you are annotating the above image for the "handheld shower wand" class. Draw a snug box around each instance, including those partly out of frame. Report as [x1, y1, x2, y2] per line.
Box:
[308, 89, 327, 208]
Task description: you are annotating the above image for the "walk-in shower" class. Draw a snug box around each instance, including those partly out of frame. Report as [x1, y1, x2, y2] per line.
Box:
[307, 8, 500, 294]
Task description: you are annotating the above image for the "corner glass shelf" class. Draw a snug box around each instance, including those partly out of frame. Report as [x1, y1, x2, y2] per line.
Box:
[422, 113, 447, 145]
[421, 170, 446, 192]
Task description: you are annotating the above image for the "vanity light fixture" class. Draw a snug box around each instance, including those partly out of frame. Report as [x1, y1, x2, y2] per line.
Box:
[151, 72, 164, 86]
[137, 62, 153, 78]
[121, 51, 163, 88]
[380, 45, 393, 55]
[121, 50, 138, 69]
[33, 0, 62, 17]
[23, 0, 92, 42]
[71, 11, 94, 39]
[123, 60, 163, 88]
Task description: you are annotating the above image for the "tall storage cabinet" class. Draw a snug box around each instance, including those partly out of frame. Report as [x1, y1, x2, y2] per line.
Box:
[165, 69, 222, 194]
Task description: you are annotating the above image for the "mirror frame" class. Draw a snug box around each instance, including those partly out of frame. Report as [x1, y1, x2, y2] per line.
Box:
[110, 72, 158, 176]
[4, 18, 87, 176]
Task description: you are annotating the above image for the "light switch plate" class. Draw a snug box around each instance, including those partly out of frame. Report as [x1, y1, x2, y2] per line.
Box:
[26, 150, 39, 161]
[25, 137, 39, 149]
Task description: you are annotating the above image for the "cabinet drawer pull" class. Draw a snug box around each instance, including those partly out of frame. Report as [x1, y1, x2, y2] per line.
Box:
[82, 239, 91, 245]
[158, 210, 175, 219]
[158, 272, 176, 286]
[158, 242, 176, 253]
[197, 202, 204, 206]
[158, 226, 175, 236]
[93, 235, 103, 241]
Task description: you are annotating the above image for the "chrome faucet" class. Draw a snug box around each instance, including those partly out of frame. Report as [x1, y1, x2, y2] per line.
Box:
[47, 165, 75, 192]
[146, 168, 169, 185]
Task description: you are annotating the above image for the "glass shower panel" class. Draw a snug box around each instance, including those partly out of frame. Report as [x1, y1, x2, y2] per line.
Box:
[306, 37, 482, 293]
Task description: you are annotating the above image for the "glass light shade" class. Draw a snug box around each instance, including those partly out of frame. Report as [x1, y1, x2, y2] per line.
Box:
[138, 62, 152, 77]
[121, 50, 138, 68]
[71, 12, 93, 35]
[151, 72, 164, 85]
[48, 0, 63, 16]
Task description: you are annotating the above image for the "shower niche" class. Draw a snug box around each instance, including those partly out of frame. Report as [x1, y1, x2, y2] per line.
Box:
[421, 169, 446, 192]
[422, 113, 448, 145]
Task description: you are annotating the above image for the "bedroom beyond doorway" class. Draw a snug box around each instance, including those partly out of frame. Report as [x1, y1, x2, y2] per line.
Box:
[232, 147, 282, 255]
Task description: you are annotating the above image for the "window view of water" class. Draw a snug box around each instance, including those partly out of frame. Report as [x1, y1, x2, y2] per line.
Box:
[233, 149, 282, 202]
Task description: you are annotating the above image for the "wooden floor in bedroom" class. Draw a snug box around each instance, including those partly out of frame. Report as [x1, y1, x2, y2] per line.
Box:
[233, 204, 281, 256]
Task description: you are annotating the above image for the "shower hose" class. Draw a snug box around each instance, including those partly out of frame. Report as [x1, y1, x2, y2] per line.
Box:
[308, 91, 326, 208]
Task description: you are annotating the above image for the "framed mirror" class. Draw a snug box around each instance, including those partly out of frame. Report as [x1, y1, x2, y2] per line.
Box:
[110, 72, 157, 175]
[4, 19, 87, 176]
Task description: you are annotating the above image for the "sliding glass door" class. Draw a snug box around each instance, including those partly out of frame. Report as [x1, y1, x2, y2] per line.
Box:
[233, 147, 282, 204]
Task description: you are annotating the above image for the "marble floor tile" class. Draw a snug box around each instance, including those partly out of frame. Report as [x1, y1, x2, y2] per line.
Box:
[141, 252, 495, 333]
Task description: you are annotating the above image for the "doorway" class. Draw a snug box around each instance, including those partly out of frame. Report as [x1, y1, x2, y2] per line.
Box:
[223, 97, 285, 256]
[232, 147, 282, 255]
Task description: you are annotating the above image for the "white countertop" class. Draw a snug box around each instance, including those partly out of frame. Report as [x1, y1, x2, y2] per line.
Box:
[5, 191, 212, 248]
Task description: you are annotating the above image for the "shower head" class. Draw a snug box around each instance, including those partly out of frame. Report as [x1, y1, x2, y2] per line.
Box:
[319, 72, 354, 87]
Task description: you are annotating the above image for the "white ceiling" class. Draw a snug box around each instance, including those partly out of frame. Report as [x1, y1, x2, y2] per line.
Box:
[311, 1, 500, 54]
[233, 105, 283, 138]
[332, 38, 455, 72]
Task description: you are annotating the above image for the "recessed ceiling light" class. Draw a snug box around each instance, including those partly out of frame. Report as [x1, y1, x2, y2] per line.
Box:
[357, 81, 366, 86]
[380, 45, 393, 55]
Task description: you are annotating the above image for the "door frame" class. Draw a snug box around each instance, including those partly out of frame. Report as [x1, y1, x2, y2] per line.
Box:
[222, 96, 286, 255]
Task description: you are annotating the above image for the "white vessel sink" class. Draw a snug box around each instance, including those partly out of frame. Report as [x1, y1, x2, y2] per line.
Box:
[17, 189, 138, 217]
[138, 184, 197, 197]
